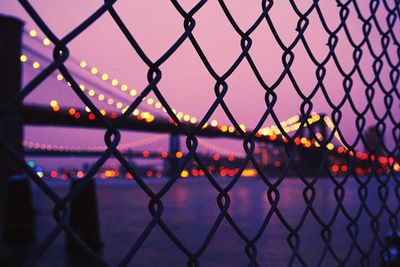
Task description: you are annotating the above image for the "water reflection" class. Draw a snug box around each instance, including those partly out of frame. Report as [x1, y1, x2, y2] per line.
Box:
[31, 176, 397, 266]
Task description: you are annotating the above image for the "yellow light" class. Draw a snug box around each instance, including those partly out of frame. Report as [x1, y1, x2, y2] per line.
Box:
[107, 98, 114, 105]
[80, 61, 87, 68]
[111, 79, 118, 86]
[100, 109, 106, 116]
[211, 120, 218, 127]
[141, 112, 150, 119]
[32, 61, 40, 69]
[183, 114, 190, 121]
[79, 84, 85, 91]
[85, 106, 91, 112]
[43, 38, 51, 46]
[121, 84, 128, 91]
[56, 74, 63, 81]
[220, 125, 228, 132]
[176, 112, 183, 119]
[101, 73, 109, 81]
[116, 102, 123, 109]
[228, 126, 235, 133]
[147, 98, 154, 105]
[130, 89, 137, 96]
[98, 94, 105, 101]
[394, 163, 399, 172]
[155, 102, 162, 109]
[90, 67, 98, 74]
[312, 114, 321, 122]
[29, 29, 37, 37]
[190, 117, 197, 124]
[172, 109, 177, 114]
[300, 137, 307, 144]
[327, 143, 334, 150]
[146, 115, 154, 123]
[50, 100, 58, 107]
[88, 89, 95, 96]
[122, 107, 128, 114]
[287, 115, 300, 125]
[202, 122, 208, 129]
[133, 109, 140, 116]
[261, 128, 269, 136]
[239, 124, 246, 132]
[20, 55, 28, 62]
[180, 170, 189, 178]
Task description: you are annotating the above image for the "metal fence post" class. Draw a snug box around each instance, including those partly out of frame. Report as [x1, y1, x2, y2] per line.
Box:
[0, 15, 35, 265]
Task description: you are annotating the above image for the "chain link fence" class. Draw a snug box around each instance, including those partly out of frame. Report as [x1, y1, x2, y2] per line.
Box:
[0, 0, 400, 266]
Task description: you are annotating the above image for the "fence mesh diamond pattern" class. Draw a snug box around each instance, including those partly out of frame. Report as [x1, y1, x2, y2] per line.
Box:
[0, 0, 400, 266]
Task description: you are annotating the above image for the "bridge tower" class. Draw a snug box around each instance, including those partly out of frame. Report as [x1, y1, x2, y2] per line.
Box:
[306, 113, 327, 142]
[165, 134, 180, 176]
[298, 113, 328, 176]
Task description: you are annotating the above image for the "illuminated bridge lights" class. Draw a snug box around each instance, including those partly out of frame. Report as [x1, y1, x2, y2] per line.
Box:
[20, 49, 159, 122]
[25, 28, 333, 137]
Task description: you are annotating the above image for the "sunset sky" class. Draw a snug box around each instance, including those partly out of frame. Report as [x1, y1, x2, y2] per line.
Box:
[0, 1, 399, 169]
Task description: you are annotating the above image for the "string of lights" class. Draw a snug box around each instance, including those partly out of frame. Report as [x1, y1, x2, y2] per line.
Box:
[22, 47, 348, 154]
[23, 28, 330, 138]
[23, 134, 169, 152]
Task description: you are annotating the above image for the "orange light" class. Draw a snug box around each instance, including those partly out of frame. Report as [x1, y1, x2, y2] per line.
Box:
[176, 151, 183, 158]
[304, 141, 312, 148]
[269, 134, 277, 141]
[68, 108, 76, 115]
[242, 168, 257, 177]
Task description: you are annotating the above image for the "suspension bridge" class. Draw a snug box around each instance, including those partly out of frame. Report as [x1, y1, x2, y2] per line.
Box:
[10, 27, 398, 179]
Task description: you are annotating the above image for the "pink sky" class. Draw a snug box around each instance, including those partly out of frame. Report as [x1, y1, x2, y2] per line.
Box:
[0, 1, 399, 168]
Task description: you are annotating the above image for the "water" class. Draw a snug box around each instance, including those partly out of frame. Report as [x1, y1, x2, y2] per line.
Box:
[31, 176, 399, 266]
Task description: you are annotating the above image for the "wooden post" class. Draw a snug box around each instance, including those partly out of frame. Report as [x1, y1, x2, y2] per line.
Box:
[0, 15, 35, 265]
[66, 178, 102, 253]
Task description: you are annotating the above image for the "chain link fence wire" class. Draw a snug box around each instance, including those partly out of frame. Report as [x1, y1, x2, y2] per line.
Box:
[0, 0, 400, 266]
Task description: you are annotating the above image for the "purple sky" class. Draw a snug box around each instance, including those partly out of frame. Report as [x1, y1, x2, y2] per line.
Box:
[0, 1, 399, 169]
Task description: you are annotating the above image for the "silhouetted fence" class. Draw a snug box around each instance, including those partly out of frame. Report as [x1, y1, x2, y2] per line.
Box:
[0, 1, 399, 266]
